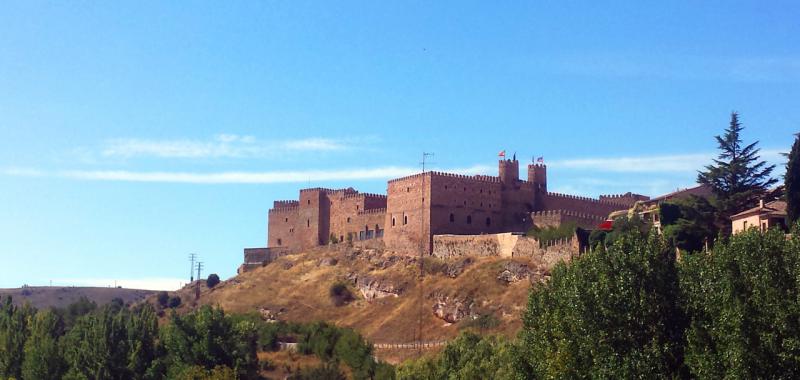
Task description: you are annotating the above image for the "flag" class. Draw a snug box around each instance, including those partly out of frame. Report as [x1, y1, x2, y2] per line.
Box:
[536, 156, 544, 163]
[498, 150, 506, 158]
[598, 219, 614, 231]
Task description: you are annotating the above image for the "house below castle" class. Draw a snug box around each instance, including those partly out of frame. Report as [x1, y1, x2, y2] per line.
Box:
[261, 158, 648, 257]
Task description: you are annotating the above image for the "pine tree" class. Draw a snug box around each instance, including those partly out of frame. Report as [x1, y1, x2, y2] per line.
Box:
[697, 112, 777, 230]
[786, 133, 800, 224]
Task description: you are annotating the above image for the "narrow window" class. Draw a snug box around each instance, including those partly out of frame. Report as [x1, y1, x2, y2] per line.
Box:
[404, 215, 408, 225]
[480, 202, 483, 207]
[464, 201, 467, 206]
[340, 235, 344, 242]
[480, 189, 483, 193]
[486, 217, 491, 226]
[307, 199, 311, 205]
[307, 219, 310, 227]
[449, 213, 455, 223]
[347, 217, 351, 223]
[445, 185, 448, 190]
[467, 215, 472, 224]
[356, 205, 359, 210]
[407, 187, 410, 192]
[285, 218, 288, 222]
[277, 238, 282, 246]
[392, 217, 396, 227]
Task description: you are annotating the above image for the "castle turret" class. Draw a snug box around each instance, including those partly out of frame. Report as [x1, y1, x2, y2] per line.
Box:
[499, 158, 519, 186]
[527, 164, 547, 193]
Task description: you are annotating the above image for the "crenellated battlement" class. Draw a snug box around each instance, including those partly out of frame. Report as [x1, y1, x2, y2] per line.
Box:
[531, 209, 605, 221]
[546, 191, 629, 207]
[429, 171, 501, 183]
[273, 200, 299, 208]
[358, 207, 387, 215]
[269, 205, 299, 213]
[527, 163, 546, 169]
[341, 192, 388, 200]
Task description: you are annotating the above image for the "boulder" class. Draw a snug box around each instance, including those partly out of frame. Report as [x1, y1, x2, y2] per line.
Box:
[432, 295, 476, 323]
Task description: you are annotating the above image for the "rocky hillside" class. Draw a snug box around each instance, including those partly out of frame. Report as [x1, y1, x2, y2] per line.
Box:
[164, 243, 558, 361]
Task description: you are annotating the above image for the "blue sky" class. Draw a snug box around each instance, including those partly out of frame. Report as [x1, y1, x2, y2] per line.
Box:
[1, 1, 798, 290]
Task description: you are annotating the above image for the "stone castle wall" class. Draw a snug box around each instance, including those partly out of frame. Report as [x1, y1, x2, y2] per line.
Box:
[532, 209, 606, 230]
[263, 159, 645, 257]
[432, 232, 579, 268]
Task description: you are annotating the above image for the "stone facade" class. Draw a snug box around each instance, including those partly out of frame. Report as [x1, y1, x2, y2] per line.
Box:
[431, 232, 580, 268]
[263, 158, 646, 255]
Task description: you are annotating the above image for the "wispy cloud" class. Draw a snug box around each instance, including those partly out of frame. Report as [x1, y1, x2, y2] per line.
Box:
[101, 134, 355, 159]
[548, 149, 785, 173]
[52, 277, 186, 291]
[3, 149, 784, 184]
[4, 165, 493, 184]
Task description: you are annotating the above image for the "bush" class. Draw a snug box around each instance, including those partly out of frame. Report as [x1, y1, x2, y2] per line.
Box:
[206, 273, 220, 288]
[329, 282, 354, 307]
[168, 296, 182, 309]
[157, 291, 169, 308]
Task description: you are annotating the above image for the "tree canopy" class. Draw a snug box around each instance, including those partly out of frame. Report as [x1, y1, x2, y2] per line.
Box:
[697, 112, 777, 232]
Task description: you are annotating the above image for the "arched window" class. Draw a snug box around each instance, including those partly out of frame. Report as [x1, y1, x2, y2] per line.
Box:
[449, 213, 455, 223]
[467, 215, 472, 224]
[486, 217, 491, 226]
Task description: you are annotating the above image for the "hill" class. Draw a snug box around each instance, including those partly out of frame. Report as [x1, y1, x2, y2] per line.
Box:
[0, 286, 156, 309]
[161, 243, 558, 363]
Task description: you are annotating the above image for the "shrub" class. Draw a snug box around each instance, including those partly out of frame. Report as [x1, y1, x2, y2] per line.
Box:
[206, 273, 220, 288]
[329, 282, 354, 306]
[157, 291, 169, 308]
[168, 296, 182, 309]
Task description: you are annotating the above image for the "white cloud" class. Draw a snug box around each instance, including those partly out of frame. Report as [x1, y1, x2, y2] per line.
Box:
[101, 135, 354, 159]
[52, 277, 185, 291]
[548, 149, 785, 173]
[3, 164, 494, 184]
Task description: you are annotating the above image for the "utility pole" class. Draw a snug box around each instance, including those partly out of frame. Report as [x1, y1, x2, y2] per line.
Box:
[189, 253, 197, 282]
[196, 261, 204, 282]
[417, 152, 434, 356]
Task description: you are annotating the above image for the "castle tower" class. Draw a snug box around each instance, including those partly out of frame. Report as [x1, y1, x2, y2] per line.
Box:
[499, 158, 519, 186]
[527, 164, 547, 193]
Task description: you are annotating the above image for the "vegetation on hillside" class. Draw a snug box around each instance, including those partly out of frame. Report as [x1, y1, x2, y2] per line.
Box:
[398, 224, 800, 378]
[0, 298, 395, 380]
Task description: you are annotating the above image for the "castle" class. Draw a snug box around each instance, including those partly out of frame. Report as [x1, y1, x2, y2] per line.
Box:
[263, 158, 649, 255]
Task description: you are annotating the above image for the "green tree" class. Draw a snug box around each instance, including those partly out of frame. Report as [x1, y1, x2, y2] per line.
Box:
[62, 306, 132, 380]
[697, 112, 777, 233]
[660, 196, 718, 252]
[0, 297, 33, 379]
[786, 133, 800, 223]
[22, 311, 66, 380]
[161, 306, 258, 379]
[681, 225, 800, 378]
[517, 232, 686, 378]
[126, 304, 161, 379]
[397, 332, 515, 380]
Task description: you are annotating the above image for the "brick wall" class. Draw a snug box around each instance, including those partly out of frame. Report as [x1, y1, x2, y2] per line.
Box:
[384, 173, 432, 253]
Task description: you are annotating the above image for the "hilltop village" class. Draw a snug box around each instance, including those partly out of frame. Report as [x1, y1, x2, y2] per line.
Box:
[241, 157, 711, 269]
